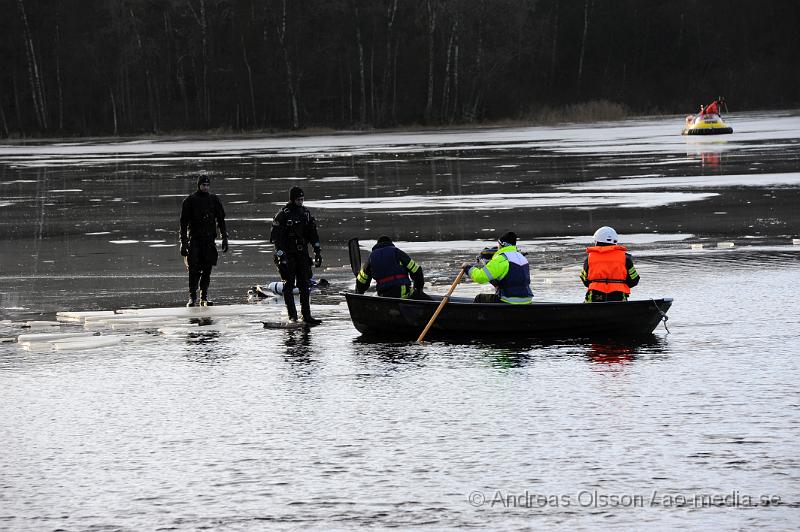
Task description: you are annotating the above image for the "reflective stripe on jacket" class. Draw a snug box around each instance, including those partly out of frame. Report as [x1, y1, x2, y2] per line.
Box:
[497, 251, 533, 303]
[469, 245, 532, 304]
[586, 245, 631, 295]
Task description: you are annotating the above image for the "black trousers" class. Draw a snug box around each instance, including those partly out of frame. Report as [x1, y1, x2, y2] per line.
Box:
[187, 239, 217, 299]
[188, 266, 212, 298]
[278, 253, 312, 319]
[474, 293, 502, 303]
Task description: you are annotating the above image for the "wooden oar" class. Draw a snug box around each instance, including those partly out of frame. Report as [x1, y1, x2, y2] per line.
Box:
[417, 268, 465, 344]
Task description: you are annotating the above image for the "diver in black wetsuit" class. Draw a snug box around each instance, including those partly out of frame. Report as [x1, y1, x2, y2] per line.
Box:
[269, 186, 322, 324]
[179, 175, 228, 306]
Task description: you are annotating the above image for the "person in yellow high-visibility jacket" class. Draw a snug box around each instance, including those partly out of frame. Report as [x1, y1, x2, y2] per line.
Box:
[462, 231, 533, 304]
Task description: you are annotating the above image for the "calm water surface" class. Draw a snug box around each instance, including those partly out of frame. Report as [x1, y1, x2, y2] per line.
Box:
[1, 112, 799, 529]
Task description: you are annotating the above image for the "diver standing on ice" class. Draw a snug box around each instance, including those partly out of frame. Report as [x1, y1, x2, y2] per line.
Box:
[270, 186, 322, 324]
[179, 175, 229, 307]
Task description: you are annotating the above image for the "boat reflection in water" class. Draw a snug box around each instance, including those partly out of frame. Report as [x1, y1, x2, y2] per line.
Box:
[585, 335, 669, 366]
[700, 151, 723, 170]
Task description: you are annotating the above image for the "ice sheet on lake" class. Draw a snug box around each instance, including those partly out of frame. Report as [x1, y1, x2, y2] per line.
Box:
[307, 191, 716, 211]
[356, 233, 693, 253]
[2, 112, 797, 167]
[562, 172, 800, 190]
[312, 176, 362, 182]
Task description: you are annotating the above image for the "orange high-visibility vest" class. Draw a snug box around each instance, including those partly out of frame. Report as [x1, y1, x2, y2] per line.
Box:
[586, 245, 630, 294]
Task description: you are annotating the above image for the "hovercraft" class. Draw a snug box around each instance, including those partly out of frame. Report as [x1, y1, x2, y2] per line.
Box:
[682, 113, 733, 135]
[682, 98, 733, 135]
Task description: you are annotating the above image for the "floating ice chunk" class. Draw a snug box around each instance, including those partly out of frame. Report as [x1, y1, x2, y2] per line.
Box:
[17, 331, 96, 343]
[306, 192, 717, 211]
[313, 176, 362, 182]
[561, 172, 800, 191]
[57, 310, 115, 323]
[22, 321, 61, 328]
[53, 335, 122, 351]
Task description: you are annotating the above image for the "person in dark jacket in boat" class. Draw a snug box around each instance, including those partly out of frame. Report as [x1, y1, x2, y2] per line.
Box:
[270, 186, 322, 324]
[580, 226, 639, 302]
[461, 231, 533, 304]
[179, 175, 229, 306]
[355, 236, 426, 299]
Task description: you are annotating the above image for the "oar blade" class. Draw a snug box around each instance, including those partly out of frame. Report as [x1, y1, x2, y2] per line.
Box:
[348, 238, 362, 277]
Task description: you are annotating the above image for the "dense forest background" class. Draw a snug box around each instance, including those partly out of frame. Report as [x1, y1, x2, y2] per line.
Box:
[1, 0, 798, 137]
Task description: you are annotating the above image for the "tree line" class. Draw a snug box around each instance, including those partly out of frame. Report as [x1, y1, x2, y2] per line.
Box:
[1, 0, 798, 137]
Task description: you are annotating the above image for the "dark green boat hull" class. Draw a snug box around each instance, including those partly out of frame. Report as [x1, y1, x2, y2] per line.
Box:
[345, 292, 672, 339]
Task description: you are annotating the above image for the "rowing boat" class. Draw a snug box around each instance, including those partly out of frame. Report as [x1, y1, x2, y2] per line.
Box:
[345, 292, 672, 338]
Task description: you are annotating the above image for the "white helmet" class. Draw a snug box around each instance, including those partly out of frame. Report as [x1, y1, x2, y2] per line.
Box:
[593, 226, 618, 245]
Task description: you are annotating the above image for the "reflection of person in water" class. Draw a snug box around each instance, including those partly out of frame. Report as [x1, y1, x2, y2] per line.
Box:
[587, 342, 634, 365]
[282, 327, 313, 364]
[700, 151, 722, 169]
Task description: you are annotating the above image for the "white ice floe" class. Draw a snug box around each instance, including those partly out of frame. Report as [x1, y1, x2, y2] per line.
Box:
[2, 112, 797, 167]
[306, 191, 716, 211]
[57, 310, 116, 323]
[52, 335, 122, 351]
[355, 233, 693, 253]
[228, 239, 269, 245]
[312, 176, 362, 182]
[560, 172, 800, 190]
[17, 331, 97, 343]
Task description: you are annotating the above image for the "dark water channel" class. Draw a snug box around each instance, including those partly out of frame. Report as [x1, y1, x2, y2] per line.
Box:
[1, 112, 799, 529]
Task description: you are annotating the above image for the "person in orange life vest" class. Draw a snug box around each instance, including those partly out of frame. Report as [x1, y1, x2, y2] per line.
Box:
[461, 231, 533, 304]
[355, 236, 426, 299]
[580, 226, 639, 302]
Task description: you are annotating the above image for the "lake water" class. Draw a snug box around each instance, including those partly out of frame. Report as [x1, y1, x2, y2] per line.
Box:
[1, 112, 799, 529]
